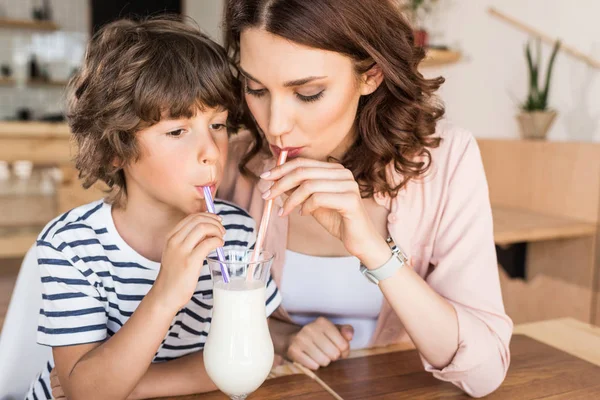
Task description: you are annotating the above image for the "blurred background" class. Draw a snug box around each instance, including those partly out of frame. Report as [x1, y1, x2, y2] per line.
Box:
[0, 0, 599, 337]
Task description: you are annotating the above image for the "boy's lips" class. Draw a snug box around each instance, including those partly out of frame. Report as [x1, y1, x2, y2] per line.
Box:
[270, 145, 304, 158]
[195, 183, 217, 198]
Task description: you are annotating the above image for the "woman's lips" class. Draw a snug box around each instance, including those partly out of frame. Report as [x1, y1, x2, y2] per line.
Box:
[270, 145, 304, 158]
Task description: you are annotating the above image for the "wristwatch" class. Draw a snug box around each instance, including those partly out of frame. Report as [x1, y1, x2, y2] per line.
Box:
[360, 236, 408, 284]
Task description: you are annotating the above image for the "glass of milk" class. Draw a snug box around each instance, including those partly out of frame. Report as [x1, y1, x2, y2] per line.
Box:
[204, 250, 275, 399]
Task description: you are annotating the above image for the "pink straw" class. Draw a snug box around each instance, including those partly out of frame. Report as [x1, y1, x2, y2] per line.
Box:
[247, 151, 288, 281]
[202, 186, 230, 283]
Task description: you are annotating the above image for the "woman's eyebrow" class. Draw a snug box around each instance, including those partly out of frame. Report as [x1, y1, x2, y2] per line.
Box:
[239, 66, 326, 87]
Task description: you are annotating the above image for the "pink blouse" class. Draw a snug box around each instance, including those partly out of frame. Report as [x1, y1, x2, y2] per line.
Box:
[219, 122, 513, 397]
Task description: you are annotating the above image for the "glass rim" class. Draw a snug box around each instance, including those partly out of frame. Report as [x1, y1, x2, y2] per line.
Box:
[206, 249, 274, 265]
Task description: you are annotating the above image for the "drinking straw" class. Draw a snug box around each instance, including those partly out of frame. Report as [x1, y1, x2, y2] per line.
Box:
[247, 150, 288, 281]
[203, 186, 230, 283]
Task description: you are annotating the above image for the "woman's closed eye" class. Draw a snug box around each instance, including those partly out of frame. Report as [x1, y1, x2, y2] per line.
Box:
[245, 85, 266, 97]
[245, 84, 325, 103]
[295, 90, 324, 103]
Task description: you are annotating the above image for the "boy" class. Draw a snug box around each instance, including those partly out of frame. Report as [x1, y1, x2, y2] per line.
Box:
[26, 17, 281, 400]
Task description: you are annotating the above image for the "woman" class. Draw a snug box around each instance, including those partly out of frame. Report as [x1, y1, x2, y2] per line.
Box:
[218, 0, 512, 397]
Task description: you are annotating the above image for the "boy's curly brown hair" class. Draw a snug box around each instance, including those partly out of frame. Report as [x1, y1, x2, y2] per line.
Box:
[67, 16, 241, 208]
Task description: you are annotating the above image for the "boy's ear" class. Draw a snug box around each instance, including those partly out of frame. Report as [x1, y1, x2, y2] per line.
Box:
[359, 63, 384, 96]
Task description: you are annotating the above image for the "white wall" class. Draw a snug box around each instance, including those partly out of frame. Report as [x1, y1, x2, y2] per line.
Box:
[3, 1, 596, 142]
[423, 0, 600, 142]
[184, 0, 225, 44]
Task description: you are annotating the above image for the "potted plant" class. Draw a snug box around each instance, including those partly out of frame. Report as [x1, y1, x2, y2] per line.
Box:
[402, 0, 439, 47]
[517, 38, 561, 140]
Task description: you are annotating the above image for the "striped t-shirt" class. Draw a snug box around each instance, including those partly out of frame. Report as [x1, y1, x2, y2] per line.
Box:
[26, 200, 281, 400]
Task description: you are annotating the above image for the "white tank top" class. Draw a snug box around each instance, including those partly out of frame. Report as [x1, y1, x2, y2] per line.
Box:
[280, 250, 384, 349]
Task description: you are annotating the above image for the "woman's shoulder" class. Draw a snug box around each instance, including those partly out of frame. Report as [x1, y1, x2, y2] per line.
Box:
[431, 120, 479, 164]
[422, 121, 484, 184]
[388, 121, 482, 193]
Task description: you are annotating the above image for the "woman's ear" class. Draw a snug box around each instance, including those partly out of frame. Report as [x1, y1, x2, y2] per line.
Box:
[359, 63, 384, 95]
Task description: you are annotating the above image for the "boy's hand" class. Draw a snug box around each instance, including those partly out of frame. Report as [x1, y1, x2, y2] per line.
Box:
[153, 213, 225, 310]
[286, 317, 354, 370]
[50, 368, 66, 399]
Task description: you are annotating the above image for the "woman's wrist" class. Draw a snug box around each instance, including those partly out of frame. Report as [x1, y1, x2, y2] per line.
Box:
[356, 235, 393, 270]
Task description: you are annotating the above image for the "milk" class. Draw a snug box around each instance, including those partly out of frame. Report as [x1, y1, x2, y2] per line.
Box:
[204, 279, 274, 397]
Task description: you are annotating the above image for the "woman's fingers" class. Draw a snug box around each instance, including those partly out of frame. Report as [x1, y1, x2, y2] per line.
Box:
[279, 179, 359, 216]
[301, 192, 360, 216]
[287, 346, 320, 370]
[263, 166, 353, 201]
[261, 157, 345, 181]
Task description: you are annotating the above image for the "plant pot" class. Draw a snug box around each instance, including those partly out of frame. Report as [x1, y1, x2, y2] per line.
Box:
[516, 110, 557, 140]
[414, 29, 429, 47]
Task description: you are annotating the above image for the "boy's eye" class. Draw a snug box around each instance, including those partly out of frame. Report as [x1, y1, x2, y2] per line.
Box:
[166, 129, 184, 137]
[210, 123, 226, 131]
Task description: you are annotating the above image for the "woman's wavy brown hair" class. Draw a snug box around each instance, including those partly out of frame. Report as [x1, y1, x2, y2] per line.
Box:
[224, 0, 444, 198]
[67, 16, 241, 207]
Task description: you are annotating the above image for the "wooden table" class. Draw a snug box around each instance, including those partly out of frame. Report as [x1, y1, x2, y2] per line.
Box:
[492, 206, 597, 246]
[167, 318, 600, 399]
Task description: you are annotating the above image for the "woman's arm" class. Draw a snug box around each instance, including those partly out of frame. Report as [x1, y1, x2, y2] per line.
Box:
[261, 158, 459, 368]
[261, 133, 512, 397]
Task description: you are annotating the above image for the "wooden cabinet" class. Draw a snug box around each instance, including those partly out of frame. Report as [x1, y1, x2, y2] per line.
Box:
[479, 139, 600, 325]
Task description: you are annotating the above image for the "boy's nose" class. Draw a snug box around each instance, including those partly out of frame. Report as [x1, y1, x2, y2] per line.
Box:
[199, 139, 220, 165]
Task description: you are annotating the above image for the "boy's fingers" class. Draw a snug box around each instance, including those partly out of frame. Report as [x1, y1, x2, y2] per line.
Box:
[189, 236, 225, 265]
[167, 213, 223, 239]
[181, 224, 225, 252]
[169, 216, 224, 244]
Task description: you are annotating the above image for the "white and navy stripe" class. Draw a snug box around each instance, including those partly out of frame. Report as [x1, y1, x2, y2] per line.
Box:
[26, 200, 281, 399]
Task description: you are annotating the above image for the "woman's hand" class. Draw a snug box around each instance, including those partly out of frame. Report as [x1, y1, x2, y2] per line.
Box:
[285, 317, 354, 370]
[261, 158, 390, 268]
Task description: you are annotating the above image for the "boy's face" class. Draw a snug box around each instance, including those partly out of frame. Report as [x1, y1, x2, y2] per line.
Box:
[123, 107, 229, 215]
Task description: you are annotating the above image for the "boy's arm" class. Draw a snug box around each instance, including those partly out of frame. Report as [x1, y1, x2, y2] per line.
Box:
[50, 213, 225, 399]
[126, 350, 217, 399]
[53, 289, 214, 400]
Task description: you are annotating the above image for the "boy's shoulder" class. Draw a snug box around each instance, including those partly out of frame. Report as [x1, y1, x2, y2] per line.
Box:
[214, 200, 256, 248]
[37, 199, 107, 244]
[214, 199, 254, 224]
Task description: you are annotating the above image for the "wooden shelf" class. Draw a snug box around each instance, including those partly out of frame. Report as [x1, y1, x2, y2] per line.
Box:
[0, 18, 59, 31]
[0, 78, 69, 88]
[492, 206, 597, 246]
[0, 77, 14, 86]
[420, 49, 462, 68]
[28, 78, 68, 88]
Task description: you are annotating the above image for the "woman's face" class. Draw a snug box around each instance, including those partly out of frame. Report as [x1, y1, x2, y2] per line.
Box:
[239, 28, 378, 161]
